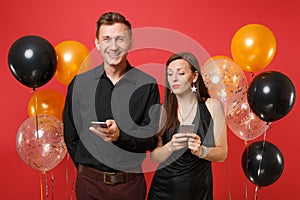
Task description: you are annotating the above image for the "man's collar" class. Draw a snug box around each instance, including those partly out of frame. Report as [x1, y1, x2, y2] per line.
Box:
[93, 61, 137, 84]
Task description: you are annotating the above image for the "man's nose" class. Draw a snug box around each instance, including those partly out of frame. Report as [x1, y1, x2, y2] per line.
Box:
[110, 40, 118, 50]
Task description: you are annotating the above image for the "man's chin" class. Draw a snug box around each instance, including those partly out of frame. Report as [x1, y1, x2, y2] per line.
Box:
[108, 61, 121, 66]
[106, 57, 126, 66]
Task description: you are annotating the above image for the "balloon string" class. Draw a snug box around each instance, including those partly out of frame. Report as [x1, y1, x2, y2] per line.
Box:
[250, 72, 255, 80]
[254, 185, 260, 200]
[71, 164, 76, 200]
[254, 122, 269, 199]
[43, 171, 49, 200]
[40, 172, 43, 200]
[225, 159, 232, 200]
[51, 172, 54, 200]
[245, 180, 248, 200]
[33, 88, 39, 139]
[244, 140, 249, 200]
[65, 154, 76, 200]
[71, 178, 75, 200]
[65, 154, 69, 200]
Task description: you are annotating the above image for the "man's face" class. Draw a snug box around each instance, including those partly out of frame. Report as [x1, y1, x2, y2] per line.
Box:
[95, 23, 132, 67]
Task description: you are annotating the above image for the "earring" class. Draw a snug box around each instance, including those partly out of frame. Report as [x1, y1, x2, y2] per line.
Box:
[191, 83, 197, 93]
[170, 90, 173, 94]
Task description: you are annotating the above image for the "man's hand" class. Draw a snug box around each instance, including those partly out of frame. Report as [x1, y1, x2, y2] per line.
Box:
[89, 119, 120, 142]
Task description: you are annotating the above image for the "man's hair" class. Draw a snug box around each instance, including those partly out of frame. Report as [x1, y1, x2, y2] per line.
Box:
[96, 12, 132, 37]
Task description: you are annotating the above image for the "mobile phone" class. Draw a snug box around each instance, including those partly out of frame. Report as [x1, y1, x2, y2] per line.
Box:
[178, 124, 195, 133]
[91, 121, 108, 128]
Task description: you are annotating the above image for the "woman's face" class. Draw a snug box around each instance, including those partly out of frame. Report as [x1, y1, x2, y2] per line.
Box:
[167, 59, 197, 95]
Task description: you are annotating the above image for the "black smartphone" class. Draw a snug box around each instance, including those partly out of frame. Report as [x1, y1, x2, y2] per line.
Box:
[91, 121, 108, 128]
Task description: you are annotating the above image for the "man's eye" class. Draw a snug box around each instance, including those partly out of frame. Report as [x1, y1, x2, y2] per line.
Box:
[179, 73, 185, 75]
[167, 73, 172, 76]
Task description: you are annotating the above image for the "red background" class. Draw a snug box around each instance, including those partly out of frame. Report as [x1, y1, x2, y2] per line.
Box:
[1, 0, 299, 199]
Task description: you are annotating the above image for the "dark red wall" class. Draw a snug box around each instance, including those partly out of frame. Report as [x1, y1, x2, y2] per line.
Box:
[1, 0, 299, 199]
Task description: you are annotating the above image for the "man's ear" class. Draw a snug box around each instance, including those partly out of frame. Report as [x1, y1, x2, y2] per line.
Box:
[95, 38, 100, 50]
[129, 38, 134, 50]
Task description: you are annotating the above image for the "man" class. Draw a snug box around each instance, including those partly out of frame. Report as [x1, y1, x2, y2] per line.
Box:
[63, 12, 160, 200]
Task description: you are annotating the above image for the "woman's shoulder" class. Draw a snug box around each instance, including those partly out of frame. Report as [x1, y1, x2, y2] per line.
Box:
[205, 98, 224, 115]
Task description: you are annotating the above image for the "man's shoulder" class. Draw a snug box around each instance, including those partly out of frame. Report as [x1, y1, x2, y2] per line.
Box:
[75, 66, 103, 81]
[128, 67, 157, 84]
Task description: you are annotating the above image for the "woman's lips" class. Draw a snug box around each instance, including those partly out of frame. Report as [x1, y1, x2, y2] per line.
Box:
[172, 84, 179, 89]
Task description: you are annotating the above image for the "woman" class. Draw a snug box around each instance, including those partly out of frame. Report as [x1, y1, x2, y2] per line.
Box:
[148, 52, 228, 200]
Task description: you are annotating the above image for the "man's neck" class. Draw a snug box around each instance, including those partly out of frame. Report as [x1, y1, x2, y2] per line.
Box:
[104, 61, 127, 85]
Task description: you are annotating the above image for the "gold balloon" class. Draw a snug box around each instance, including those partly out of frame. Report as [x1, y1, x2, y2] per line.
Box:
[231, 24, 276, 72]
[28, 89, 65, 120]
[55, 40, 90, 85]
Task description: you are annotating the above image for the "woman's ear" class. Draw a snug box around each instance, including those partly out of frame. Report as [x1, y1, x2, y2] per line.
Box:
[193, 71, 199, 83]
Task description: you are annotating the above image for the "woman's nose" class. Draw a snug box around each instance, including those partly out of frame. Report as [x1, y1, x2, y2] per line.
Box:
[172, 73, 178, 81]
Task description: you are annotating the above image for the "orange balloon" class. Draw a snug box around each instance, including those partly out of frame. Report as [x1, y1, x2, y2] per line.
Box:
[28, 89, 65, 120]
[55, 40, 90, 85]
[231, 24, 276, 72]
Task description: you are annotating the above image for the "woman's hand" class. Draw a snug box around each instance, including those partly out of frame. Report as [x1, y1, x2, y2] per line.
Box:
[167, 133, 189, 152]
[186, 133, 202, 157]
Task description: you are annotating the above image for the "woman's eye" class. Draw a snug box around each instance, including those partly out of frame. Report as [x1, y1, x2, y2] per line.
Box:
[179, 72, 185, 75]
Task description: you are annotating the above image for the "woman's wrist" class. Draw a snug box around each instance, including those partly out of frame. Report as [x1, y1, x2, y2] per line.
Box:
[199, 145, 209, 158]
[166, 142, 173, 152]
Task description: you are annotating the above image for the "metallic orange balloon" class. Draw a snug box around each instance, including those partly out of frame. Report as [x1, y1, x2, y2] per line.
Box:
[55, 40, 90, 85]
[28, 89, 65, 120]
[231, 24, 276, 72]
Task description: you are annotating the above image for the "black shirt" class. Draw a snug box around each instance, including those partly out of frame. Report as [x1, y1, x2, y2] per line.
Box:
[63, 62, 160, 172]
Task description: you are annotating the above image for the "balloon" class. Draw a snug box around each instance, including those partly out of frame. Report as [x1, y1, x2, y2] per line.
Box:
[242, 141, 284, 187]
[8, 35, 57, 88]
[226, 99, 267, 141]
[203, 55, 233, 65]
[28, 89, 65, 120]
[247, 71, 296, 122]
[16, 114, 67, 172]
[202, 57, 248, 115]
[231, 24, 276, 72]
[55, 40, 90, 85]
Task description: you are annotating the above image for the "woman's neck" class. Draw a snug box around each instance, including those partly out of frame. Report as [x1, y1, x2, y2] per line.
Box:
[176, 92, 197, 109]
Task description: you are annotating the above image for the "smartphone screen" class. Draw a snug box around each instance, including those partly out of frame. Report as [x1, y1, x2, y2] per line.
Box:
[91, 121, 108, 128]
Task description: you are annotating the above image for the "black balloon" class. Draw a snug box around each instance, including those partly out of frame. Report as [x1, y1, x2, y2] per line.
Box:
[247, 71, 296, 122]
[8, 35, 57, 88]
[241, 140, 284, 187]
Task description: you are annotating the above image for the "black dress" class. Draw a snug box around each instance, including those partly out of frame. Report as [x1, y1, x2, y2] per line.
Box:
[148, 102, 215, 200]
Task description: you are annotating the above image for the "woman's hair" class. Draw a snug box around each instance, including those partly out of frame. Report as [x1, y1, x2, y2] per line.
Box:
[158, 52, 210, 136]
[96, 12, 132, 37]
